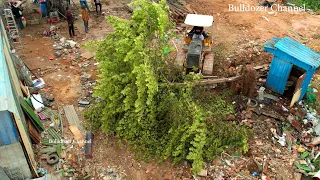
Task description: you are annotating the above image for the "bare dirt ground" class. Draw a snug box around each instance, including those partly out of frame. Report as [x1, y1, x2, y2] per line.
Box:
[18, 0, 320, 179]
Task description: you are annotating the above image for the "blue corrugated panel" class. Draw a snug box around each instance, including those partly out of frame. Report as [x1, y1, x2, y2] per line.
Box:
[0, 33, 9, 112]
[0, 111, 19, 146]
[266, 57, 293, 94]
[264, 37, 281, 50]
[275, 37, 320, 68]
[264, 37, 320, 101]
[0, 26, 20, 113]
[0, 24, 21, 146]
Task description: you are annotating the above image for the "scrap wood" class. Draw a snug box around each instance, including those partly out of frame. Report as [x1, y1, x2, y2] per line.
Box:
[253, 108, 285, 121]
[253, 157, 263, 172]
[261, 156, 268, 179]
[20, 81, 29, 97]
[20, 97, 44, 131]
[184, 4, 196, 14]
[63, 105, 85, 133]
[27, 119, 41, 144]
[167, 0, 192, 22]
[69, 125, 85, 147]
[254, 64, 269, 70]
[184, 4, 192, 13]
[47, 127, 61, 140]
[57, 105, 64, 135]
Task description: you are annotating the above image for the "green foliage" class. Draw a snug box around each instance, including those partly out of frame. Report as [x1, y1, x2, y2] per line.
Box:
[295, 0, 320, 10]
[83, 102, 104, 131]
[84, 0, 249, 174]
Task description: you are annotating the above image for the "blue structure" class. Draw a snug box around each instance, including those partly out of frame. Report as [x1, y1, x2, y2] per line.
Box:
[0, 19, 33, 178]
[0, 33, 20, 146]
[264, 37, 320, 101]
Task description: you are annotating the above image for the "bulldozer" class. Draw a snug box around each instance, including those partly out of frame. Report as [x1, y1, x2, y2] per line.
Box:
[177, 14, 214, 75]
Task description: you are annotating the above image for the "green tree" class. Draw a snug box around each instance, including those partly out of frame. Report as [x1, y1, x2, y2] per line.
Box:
[295, 0, 320, 10]
[84, 0, 249, 174]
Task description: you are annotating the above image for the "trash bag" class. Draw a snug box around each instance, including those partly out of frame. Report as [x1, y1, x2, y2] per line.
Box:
[306, 87, 317, 105]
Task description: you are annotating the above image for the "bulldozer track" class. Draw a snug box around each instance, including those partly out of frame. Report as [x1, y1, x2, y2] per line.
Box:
[202, 52, 214, 75]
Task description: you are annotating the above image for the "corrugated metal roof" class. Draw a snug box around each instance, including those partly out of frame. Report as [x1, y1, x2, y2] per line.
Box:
[0, 111, 19, 145]
[0, 34, 13, 112]
[0, 27, 22, 146]
[274, 37, 320, 68]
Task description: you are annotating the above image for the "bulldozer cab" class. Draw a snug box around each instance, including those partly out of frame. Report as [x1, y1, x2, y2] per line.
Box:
[182, 14, 214, 75]
[184, 14, 214, 46]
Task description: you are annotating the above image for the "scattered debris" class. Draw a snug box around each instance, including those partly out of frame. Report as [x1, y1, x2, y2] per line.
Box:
[84, 132, 94, 158]
[198, 169, 207, 177]
[63, 105, 85, 132]
[261, 16, 269, 22]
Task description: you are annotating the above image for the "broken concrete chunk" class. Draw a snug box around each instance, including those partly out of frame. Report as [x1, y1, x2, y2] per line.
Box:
[81, 73, 92, 81]
[198, 169, 207, 177]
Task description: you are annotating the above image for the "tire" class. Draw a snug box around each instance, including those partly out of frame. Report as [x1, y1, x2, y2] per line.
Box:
[47, 154, 59, 165]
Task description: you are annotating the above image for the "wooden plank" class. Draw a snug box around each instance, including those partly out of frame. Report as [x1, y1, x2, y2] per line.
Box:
[19, 81, 29, 97]
[63, 105, 85, 132]
[27, 119, 40, 144]
[69, 125, 85, 147]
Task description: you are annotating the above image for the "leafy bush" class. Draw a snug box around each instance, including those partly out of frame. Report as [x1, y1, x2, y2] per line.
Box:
[84, 0, 249, 174]
[295, 0, 320, 10]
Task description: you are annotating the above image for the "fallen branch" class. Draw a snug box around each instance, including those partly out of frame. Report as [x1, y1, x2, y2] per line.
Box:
[174, 75, 242, 86]
[202, 75, 218, 79]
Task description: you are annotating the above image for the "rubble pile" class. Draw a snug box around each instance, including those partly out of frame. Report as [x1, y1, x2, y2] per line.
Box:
[16, 25, 101, 179]
[227, 39, 267, 67]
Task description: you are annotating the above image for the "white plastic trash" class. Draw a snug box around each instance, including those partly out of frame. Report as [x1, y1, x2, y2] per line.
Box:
[314, 170, 320, 178]
[66, 40, 77, 48]
[31, 94, 44, 112]
[33, 78, 46, 88]
[60, 37, 66, 43]
[257, 86, 265, 101]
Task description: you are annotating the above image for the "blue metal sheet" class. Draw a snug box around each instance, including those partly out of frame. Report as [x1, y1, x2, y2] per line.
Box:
[264, 37, 281, 50]
[299, 69, 315, 101]
[0, 26, 21, 114]
[0, 111, 19, 146]
[0, 33, 9, 112]
[274, 37, 320, 68]
[266, 57, 293, 94]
